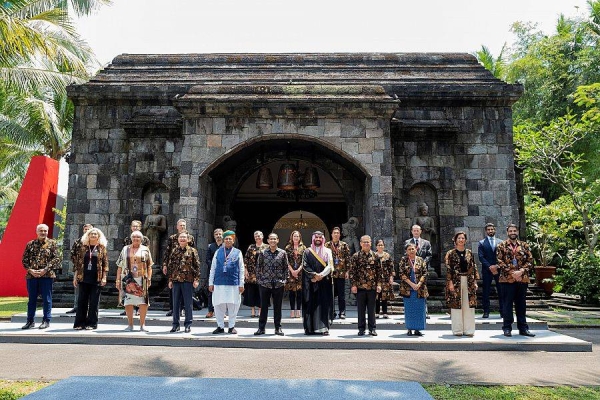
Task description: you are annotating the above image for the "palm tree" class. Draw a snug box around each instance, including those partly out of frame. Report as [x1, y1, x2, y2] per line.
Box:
[1, 0, 110, 94]
[472, 44, 507, 80]
[0, 0, 110, 228]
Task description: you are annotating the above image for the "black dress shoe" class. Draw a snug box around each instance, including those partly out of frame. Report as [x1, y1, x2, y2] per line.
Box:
[212, 327, 225, 334]
[22, 321, 35, 329]
[170, 326, 180, 333]
[228, 327, 237, 334]
[166, 311, 173, 317]
[519, 330, 536, 337]
[407, 330, 413, 336]
[120, 311, 126, 316]
[66, 308, 77, 314]
[503, 330, 512, 337]
[414, 330, 423, 337]
[482, 313, 489, 318]
[39, 321, 50, 329]
[275, 328, 284, 336]
[184, 327, 191, 333]
[369, 330, 378, 336]
[254, 329, 265, 336]
[358, 330, 365, 336]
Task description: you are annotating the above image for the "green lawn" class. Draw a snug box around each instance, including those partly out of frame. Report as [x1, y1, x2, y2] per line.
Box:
[0, 297, 27, 318]
[528, 308, 600, 327]
[0, 380, 53, 399]
[423, 384, 600, 399]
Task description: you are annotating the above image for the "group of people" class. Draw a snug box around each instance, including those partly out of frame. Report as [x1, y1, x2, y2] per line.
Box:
[20, 219, 536, 339]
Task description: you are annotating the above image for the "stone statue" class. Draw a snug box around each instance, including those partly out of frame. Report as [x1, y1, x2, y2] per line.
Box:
[413, 202, 436, 243]
[341, 217, 360, 255]
[143, 201, 167, 263]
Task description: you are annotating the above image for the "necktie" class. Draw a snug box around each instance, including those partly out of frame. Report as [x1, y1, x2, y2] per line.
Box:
[489, 237, 495, 250]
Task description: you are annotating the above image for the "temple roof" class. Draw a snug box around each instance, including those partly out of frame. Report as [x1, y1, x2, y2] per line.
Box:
[68, 53, 522, 105]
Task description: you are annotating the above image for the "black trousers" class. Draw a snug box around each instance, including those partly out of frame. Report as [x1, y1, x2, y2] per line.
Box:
[356, 288, 377, 332]
[289, 290, 302, 311]
[168, 288, 184, 312]
[482, 271, 503, 315]
[172, 282, 194, 328]
[259, 285, 284, 330]
[376, 297, 388, 314]
[333, 278, 346, 315]
[74, 282, 101, 328]
[501, 282, 529, 332]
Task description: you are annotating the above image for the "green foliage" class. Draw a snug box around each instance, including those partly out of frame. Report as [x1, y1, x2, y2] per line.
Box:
[52, 202, 66, 259]
[555, 250, 600, 304]
[424, 384, 600, 400]
[472, 44, 507, 79]
[525, 194, 577, 266]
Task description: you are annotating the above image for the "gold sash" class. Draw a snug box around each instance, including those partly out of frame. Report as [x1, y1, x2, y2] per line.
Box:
[308, 248, 327, 268]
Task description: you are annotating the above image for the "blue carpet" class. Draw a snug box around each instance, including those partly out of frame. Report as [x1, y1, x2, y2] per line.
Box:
[24, 376, 432, 399]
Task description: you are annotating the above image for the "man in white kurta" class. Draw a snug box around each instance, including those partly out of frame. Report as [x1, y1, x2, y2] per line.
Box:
[209, 230, 245, 334]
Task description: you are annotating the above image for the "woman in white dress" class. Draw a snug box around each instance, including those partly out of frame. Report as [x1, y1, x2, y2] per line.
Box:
[116, 230, 153, 331]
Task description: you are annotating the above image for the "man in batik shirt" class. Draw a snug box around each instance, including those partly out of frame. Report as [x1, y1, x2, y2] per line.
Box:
[167, 231, 201, 333]
[22, 224, 61, 329]
[254, 233, 289, 336]
[325, 227, 351, 320]
[163, 219, 195, 317]
[349, 235, 382, 336]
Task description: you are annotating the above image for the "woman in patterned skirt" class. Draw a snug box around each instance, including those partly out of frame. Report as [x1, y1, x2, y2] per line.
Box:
[398, 242, 428, 336]
[116, 230, 153, 332]
[285, 230, 306, 318]
[243, 231, 267, 317]
[374, 239, 395, 319]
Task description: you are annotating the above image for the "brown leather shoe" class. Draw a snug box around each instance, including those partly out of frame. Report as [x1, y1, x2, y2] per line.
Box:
[205, 311, 214, 318]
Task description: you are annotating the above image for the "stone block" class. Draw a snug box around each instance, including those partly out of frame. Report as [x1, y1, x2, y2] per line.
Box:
[467, 144, 487, 155]
[212, 118, 226, 134]
[324, 121, 342, 136]
[358, 138, 375, 154]
[207, 135, 222, 148]
[341, 141, 359, 155]
[481, 191, 494, 205]
[86, 175, 97, 189]
[366, 128, 384, 138]
[298, 124, 324, 136]
[468, 191, 482, 204]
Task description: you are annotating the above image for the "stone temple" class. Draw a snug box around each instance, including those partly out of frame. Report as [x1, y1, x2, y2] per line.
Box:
[61, 53, 522, 303]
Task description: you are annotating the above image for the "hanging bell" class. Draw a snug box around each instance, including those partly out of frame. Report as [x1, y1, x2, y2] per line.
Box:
[302, 166, 320, 189]
[277, 163, 298, 190]
[256, 166, 273, 190]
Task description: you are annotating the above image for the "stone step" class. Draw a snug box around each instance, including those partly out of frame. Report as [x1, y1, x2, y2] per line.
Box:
[9, 308, 549, 331]
[0, 319, 590, 352]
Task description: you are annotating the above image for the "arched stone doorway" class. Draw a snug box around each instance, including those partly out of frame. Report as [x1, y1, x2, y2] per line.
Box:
[197, 136, 367, 252]
[272, 210, 329, 247]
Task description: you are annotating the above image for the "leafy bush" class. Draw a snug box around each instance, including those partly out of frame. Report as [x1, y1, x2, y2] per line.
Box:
[555, 250, 600, 304]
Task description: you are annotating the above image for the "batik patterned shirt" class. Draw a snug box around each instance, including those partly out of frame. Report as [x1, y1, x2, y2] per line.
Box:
[325, 240, 351, 279]
[256, 247, 290, 289]
[167, 245, 201, 283]
[22, 238, 61, 279]
[496, 240, 534, 284]
[349, 250, 382, 290]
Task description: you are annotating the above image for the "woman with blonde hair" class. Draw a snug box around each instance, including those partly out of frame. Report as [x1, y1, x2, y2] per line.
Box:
[116, 230, 153, 331]
[72, 228, 109, 330]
